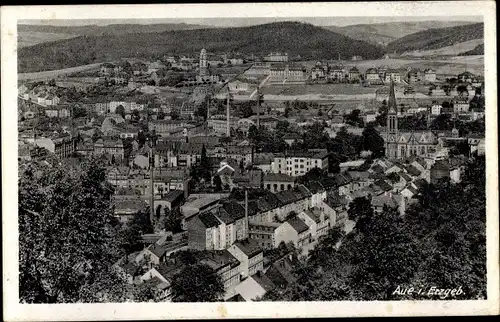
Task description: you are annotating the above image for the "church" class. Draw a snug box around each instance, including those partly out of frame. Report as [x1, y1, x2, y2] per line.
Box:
[196, 48, 221, 83]
[384, 81, 438, 159]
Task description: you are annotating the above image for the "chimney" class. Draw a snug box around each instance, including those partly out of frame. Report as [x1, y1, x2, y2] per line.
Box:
[245, 189, 249, 239]
[226, 95, 231, 137]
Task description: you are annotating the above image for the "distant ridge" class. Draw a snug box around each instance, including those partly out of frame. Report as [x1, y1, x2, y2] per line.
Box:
[18, 23, 215, 36]
[386, 22, 483, 53]
[18, 21, 385, 73]
[324, 20, 479, 47]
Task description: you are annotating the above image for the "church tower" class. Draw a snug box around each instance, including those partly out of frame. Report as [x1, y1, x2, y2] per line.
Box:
[199, 48, 208, 76]
[386, 81, 399, 158]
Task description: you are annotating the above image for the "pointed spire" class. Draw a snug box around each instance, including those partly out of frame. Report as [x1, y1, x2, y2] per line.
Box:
[388, 80, 397, 114]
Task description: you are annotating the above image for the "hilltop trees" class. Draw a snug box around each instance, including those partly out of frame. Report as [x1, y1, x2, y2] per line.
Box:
[170, 264, 225, 302]
[264, 157, 486, 301]
[19, 157, 124, 303]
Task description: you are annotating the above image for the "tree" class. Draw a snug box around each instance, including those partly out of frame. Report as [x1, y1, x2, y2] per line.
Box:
[200, 144, 211, 182]
[457, 84, 468, 98]
[213, 174, 222, 191]
[284, 106, 292, 118]
[170, 264, 225, 302]
[362, 124, 385, 158]
[116, 105, 125, 118]
[345, 109, 364, 127]
[164, 208, 184, 233]
[19, 157, 123, 303]
[347, 196, 374, 233]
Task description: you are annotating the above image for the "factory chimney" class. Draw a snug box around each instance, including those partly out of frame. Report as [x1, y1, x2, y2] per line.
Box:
[244, 189, 249, 239]
[226, 94, 231, 137]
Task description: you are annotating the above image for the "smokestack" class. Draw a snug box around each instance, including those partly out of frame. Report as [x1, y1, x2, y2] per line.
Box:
[245, 189, 249, 239]
[257, 87, 260, 128]
[226, 94, 230, 137]
[149, 143, 155, 225]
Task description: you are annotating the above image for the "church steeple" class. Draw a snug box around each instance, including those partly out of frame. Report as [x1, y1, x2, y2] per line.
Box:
[388, 80, 397, 114]
[387, 80, 398, 134]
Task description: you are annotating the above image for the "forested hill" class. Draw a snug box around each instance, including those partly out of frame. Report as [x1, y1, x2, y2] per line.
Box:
[324, 20, 475, 46]
[18, 21, 385, 73]
[386, 23, 483, 53]
[18, 23, 213, 36]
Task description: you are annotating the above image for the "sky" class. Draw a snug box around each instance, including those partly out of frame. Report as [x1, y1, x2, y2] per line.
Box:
[20, 16, 483, 27]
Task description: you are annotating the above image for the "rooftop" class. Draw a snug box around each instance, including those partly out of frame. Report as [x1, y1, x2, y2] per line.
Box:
[286, 216, 309, 234]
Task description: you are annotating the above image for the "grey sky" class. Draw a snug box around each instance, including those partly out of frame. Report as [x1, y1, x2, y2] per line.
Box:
[20, 16, 483, 27]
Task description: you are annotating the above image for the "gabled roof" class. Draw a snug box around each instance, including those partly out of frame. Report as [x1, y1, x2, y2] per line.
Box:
[304, 180, 324, 194]
[374, 179, 393, 191]
[198, 211, 221, 228]
[398, 172, 412, 182]
[162, 190, 184, 203]
[263, 173, 295, 183]
[234, 239, 263, 258]
[222, 201, 246, 220]
[286, 217, 309, 234]
[405, 165, 421, 177]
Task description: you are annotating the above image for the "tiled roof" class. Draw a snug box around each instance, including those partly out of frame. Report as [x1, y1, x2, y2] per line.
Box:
[162, 190, 184, 203]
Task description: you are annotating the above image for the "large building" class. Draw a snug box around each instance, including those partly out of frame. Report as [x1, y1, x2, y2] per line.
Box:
[384, 81, 438, 159]
[271, 149, 329, 177]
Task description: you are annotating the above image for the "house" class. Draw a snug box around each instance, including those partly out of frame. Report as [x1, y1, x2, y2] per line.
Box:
[271, 149, 329, 177]
[200, 250, 241, 293]
[311, 62, 327, 80]
[216, 160, 237, 188]
[187, 210, 224, 250]
[234, 271, 276, 301]
[431, 103, 442, 115]
[298, 207, 329, 239]
[275, 216, 311, 248]
[94, 138, 125, 162]
[263, 173, 295, 193]
[228, 239, 264, 278]
[265, 254, 298, 289]
[112, 196, 148, 223]
[385, 69, 401, 83]
[371, 194, 404, 214]
[283, 132, 301, 146]
[32, 134, 76, 159]
[424, 69, 437, 82]
[160, 190, 185, 211]
[348, 67, 360, 82]
[303, 180, 327, 207]
[430, 160, 450, 184]
[365, 68, 380, 82]
[401, 185, 419, 200]
[452, 98, 469, 113]
[328, 65, 346, 82]
[100, 63, 116, 76]
[248, 220, 281, 249]
[144, 239, 189, 266]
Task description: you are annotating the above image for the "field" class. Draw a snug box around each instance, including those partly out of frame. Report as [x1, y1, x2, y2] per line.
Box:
[18, 63, 103, 81]
[299, 56, 484, 77]
[403, 39, 484, 57]
[262, 83, 377, 96]
[18, 32, 77, 48]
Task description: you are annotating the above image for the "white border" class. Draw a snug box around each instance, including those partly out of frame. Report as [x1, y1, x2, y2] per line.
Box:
[2, 2, 498, 320]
